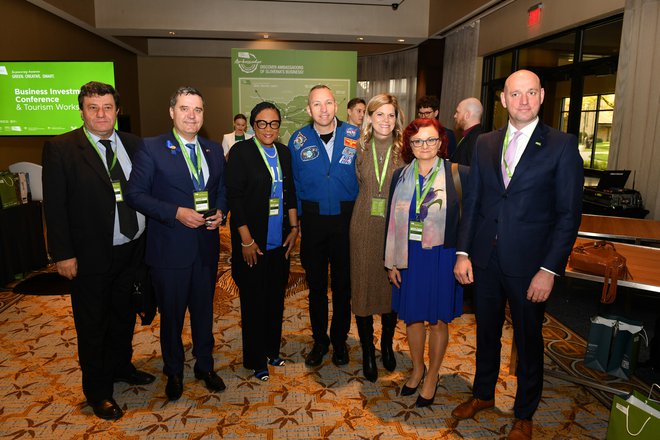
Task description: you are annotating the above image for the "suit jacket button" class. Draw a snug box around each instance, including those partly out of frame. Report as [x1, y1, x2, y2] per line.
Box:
[502, 194, 508, 199]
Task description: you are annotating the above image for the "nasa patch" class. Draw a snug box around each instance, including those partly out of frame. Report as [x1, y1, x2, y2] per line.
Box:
[293, 132, 307, 150]
[301, 145, 319, 162]
[345, 126, 358, 137]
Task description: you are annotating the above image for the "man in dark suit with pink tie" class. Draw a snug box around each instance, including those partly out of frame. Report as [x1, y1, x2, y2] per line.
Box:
[451, 70, 583, 440]
[126, 86, 227, 401]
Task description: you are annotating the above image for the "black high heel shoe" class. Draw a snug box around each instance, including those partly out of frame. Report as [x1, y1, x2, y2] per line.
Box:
[415, 375, 439, 407]
[400, 366, 426, 396]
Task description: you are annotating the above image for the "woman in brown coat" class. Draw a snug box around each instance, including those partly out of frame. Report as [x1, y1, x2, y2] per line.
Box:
[349, 94, 405, 381]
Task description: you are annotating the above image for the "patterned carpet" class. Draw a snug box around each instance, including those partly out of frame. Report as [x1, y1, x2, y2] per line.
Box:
[0, 230, 640, 439]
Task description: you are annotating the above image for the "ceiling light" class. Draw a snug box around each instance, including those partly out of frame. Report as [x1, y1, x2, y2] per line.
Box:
[168, 31, 176, 36]
[357, 37, 364, 41]
[263, 34, 270, 39]
[397, 38, 405, 42]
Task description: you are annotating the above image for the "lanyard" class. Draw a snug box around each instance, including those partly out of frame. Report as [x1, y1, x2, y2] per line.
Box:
[371, 139, 392, 195]
[172, 128, 203, 186]
[414, 158, 440, 216]
[84, 127, 117, 175]
[253, 137, 282, 197]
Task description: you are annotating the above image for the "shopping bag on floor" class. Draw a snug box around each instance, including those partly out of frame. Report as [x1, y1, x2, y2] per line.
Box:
[607, 385, 660, 440]
[607, 317, 646, 379]
[584, 315, 617, 372]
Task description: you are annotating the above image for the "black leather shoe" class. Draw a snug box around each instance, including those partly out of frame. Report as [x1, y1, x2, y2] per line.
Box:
[165, 374, 183, 400]
[89, 398, 123, 420]
[305, 342, 329, 366]
[332, 343, 349, 366]
[194, 370, 226, 392]
[401, 366, 426, 396]
[114, 369, 156, 385]
[416, 375, 439, 408]
[362, 344, 378, 382]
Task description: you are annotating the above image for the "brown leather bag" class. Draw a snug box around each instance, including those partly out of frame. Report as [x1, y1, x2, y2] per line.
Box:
[568, 240, 632, 304]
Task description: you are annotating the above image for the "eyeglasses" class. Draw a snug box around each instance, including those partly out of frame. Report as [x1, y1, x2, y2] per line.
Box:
[410, 137, 440, 148]
[255, 120, 281, 129]
[417, 111, 435, 118]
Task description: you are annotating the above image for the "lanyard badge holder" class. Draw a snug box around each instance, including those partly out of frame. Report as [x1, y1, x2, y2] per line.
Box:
[370, 140, 392, 217]
[254, 138, 282, 217]
[409, 160, 440, 242]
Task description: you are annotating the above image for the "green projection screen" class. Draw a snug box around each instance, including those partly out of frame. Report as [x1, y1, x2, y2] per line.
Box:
[0, 61, 115, 136]
[231, 49, 357, 144]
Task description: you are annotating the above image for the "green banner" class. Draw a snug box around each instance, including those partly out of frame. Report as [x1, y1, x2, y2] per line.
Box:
[0, 61, 115, 136]
[231, 49, 356, 144]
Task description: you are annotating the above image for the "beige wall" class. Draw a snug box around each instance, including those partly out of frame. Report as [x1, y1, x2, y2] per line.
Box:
[0, 0, 140, 169]
[478, 0, 624, 55]
[137, 57, 232, 143]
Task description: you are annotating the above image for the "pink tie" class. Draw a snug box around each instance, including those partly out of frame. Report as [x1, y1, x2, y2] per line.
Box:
[502, 130, 522, 187]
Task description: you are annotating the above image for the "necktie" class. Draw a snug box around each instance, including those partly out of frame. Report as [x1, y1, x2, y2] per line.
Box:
[502, 130, 523, 187]
[99, 139, 138, 239]
[185, 143, 205, 190]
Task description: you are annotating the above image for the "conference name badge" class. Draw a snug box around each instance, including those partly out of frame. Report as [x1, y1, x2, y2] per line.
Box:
[269, 197, 280, 216]
[409, 220, 423, 241]
[193, 191, 209, 212]
[112, 180, 124, 202]
[371, 197, 386, 217]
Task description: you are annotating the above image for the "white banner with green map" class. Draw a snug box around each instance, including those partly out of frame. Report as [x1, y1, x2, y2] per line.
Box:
[231, 49, 357, 144]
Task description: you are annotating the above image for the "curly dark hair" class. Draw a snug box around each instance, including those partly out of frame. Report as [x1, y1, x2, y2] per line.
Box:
[400, 118, 448, 164]
[249, 102, 281, 126]
[78, 81, 119, 109]
[416, 95, 439, 112]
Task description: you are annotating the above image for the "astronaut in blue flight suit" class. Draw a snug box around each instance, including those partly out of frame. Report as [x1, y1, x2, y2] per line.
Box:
[288, 85, 359, 367]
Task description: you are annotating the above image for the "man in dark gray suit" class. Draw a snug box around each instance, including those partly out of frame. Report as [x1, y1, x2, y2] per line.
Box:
[43, 82, 155, 421]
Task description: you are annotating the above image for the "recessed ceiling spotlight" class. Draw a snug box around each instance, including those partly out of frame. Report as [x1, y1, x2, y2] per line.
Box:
[168, 31, 176, 36]
[357, 37, 364, 41]
[263, 34, 270, 39]
[397, 38, 405, 42]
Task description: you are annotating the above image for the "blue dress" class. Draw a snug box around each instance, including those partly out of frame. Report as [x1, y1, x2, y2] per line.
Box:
[391, 178, 463, 325]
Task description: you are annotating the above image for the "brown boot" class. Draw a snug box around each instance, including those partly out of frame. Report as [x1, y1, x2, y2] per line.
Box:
[508, 419, 532, 440]
[451, 396, 495, 419]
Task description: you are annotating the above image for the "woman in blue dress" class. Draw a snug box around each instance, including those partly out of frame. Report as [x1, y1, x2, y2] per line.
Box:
[384, 118, 468, 407]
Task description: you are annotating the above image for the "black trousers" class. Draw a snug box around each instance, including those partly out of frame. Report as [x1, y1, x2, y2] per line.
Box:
[151, 253, 217, 377]
[70, 236, 144, 403]
[301, 201, 353, 348]
[472, 251, 546, 420]
[234, 246, 288, 370]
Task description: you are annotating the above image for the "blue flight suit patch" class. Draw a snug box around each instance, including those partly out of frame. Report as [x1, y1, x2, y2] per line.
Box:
[301, 145, 319, 161]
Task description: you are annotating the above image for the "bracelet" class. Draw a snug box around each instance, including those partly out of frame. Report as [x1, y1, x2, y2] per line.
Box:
[241, 239, 255, 248]
[290, 224, 299, 228]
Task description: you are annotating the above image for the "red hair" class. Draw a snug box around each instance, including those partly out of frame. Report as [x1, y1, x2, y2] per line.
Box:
[400, 118, 448, 164]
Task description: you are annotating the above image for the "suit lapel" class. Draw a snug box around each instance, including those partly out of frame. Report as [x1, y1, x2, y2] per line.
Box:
[508, 122, 547, 187]
[76, 128, 113, 190]
[199, 137, 215, 190]
[489, 129, 506, 188]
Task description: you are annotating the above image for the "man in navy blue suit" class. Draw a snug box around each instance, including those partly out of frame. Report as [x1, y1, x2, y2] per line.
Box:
[126, 86, 227, 400]
[451, 70, 583, 440]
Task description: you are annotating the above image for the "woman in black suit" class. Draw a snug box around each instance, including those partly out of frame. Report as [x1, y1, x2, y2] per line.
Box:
[225, 102, 299, 381]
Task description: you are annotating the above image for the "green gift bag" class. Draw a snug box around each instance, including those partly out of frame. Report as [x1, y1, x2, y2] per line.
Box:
[607, 385, 660, 440]
[584, 315, 617, 372]
[0, 172, 20, 208]
[607, 317, 646, 379]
